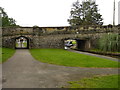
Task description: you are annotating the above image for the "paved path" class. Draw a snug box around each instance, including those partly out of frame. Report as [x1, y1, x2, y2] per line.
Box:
[69, 50, 119, 62]
[2, 50, 119, 88]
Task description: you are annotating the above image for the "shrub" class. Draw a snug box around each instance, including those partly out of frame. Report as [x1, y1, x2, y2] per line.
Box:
[98, 33, 120, 52]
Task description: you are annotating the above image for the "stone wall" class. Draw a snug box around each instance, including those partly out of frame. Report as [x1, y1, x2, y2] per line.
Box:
[2, 25, 120, 49]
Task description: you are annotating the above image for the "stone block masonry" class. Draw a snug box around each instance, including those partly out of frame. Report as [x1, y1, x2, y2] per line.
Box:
[2, 25, 120, 50]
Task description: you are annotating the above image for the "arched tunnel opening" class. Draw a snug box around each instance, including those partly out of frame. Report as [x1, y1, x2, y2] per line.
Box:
[76, 39, 87, 51]
[15, 36, 29, 49]
[64, 39, 88, 51]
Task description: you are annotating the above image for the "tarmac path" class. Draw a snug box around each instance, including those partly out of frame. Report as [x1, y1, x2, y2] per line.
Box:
[2, 50, 119, 88]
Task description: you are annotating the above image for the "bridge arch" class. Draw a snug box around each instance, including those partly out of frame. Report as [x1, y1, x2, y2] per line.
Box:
[15, 36, 30, 49]
[63, 38, 91, 51]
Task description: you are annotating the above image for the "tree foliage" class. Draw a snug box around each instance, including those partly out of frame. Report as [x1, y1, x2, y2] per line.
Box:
[0, 7, 18, 27]
[68, 0, 103, 26]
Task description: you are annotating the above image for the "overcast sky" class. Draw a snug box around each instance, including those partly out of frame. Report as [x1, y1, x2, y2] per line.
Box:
[0, 0, 120, 27]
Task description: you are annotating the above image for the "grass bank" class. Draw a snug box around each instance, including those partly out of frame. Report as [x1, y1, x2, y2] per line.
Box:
[0, 48, 15, 63]
[91, 49, 120, 54]
[65, 74, 119, 88]
[30, 49, 119, 68]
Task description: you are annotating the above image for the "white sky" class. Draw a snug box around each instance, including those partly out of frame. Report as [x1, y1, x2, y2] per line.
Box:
[0, 0, 120, 27]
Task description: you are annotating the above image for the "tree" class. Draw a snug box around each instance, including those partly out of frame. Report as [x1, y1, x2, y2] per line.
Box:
[0, 7, 18, 27]
[68, 0, 103, 26]
[33, 25, 39, 27]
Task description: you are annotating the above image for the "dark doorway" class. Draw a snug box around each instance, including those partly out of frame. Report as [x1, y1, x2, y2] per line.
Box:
[76, 39, 86, 51]
[15, 36, 29, 49]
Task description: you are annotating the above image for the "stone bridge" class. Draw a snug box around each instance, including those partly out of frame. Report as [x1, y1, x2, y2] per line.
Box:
[2, 25, 119, 50]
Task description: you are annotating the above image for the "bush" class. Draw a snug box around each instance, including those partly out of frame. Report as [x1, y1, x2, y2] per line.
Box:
[98, 33, 120, 52]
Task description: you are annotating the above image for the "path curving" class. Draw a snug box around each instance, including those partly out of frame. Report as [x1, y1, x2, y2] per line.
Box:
[2, 50, 119, 88]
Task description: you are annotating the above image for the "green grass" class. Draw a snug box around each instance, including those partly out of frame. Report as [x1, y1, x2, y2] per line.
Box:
[65, 75, 119, 88]
[16, 42, 27, 48]
[0, 48, 2, 63]
[91, 49, 120, 54]
[23, 42, 27, 47]
[16, 43, 19, 47]
[0, 48, 15, 63]
[30, 49, 120, 68]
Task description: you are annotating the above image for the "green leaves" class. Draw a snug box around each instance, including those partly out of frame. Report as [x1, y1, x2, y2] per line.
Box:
[68, 0, 103, 26]
[0, 7, 18, 27]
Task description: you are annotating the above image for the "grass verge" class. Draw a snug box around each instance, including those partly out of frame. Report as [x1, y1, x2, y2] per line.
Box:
[0, 48, 15, 63]
[65, 74, 119, 88]
[91, 49, 120, 54]
[30, 49, 119, 68]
